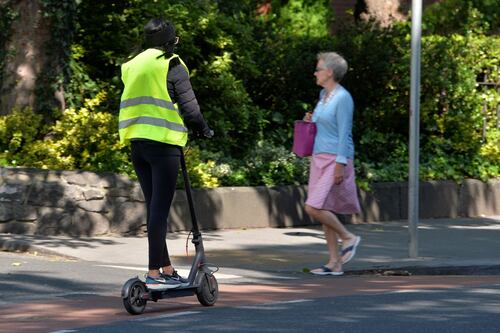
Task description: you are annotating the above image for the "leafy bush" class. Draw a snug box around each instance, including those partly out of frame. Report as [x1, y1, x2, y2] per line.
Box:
[0, 93, 132, 175]
[236, 141, 310, 187]
[181, 146, 221, 189]
[180, 142, 310, 188]
[74, 0, 269, 157]
[334, 19, 499, 182]
[1, 0, 498, 187]
[0, 108, 43, 165]
[423, 0, 500, 35]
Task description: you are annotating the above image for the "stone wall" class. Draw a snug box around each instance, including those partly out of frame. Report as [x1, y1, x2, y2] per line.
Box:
[1, 167, 498, 236]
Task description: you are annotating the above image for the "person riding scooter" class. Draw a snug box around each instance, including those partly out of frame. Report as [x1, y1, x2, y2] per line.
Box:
[119, 17, 213, 290]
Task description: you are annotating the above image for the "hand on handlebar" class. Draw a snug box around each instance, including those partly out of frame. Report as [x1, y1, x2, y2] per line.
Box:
[202, 127, 214, 139]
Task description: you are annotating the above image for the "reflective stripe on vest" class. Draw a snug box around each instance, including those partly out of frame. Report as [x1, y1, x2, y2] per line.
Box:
[120, 96, 176, 111]
[119, 49, 188, 146]
[119, 116, 187, 133]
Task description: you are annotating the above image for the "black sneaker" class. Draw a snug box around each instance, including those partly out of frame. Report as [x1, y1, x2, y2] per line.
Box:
[145, 274, 182, 290]
[162, 270, 189, 285]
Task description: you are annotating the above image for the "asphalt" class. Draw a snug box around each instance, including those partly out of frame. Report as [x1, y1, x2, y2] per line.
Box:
[1, 216, 500, 279]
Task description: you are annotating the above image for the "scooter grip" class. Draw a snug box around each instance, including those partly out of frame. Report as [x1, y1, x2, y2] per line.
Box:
[203, 127, 214, 139]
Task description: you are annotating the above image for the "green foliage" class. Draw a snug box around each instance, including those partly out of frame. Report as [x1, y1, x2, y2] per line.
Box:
[276, 0, 332, 39]
[242, 142, 310, 186]
[333, 20, 410, 152]
[182, 147, 221, 189]
[37, 92, 130, 173]
[245, 1, 332, 141]
[0, 108, 43, 165]
[182, 141, 310, 188]
[334, 18, 499, 183]
[66, 0, 334, 158]
[1, 0, 498, 187]
[60, 0, 327, 183]
[73, 0, 269, 156]
[417, 33, 498, 181]
[65, 45, 101, 109]
[423, 0, 500, 35]
[0, 93, 132, 175]
[174, 141, 310, 188]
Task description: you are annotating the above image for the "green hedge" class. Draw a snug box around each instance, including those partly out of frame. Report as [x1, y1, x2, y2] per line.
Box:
[0, 0, 498, 188]
[334, 20, 499, 183]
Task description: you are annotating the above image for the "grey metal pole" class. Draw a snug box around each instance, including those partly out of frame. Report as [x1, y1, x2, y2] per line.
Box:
[409, 0, 422, 258]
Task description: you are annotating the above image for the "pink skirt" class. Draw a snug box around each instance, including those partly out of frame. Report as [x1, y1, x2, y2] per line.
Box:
[306, 154, 361, 215]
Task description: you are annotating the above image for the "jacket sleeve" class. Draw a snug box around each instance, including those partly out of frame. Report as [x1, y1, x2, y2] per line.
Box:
[167, 59, 209, 133]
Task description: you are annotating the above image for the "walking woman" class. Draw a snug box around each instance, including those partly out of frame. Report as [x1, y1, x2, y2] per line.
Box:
[303, 52, 361, 276]
[119, 18, 212, 290]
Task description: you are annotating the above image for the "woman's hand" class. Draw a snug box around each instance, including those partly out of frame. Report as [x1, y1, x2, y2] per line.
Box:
[303, 112, 312, 122]
[334, 163, 345, 185]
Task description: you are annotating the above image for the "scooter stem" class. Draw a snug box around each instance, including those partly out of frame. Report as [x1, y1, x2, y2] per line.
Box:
[180, 149, 208, 283]
[180, 149, 200, 237]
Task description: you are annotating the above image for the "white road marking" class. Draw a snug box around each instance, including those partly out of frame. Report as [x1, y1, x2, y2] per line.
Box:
[270, 299, 313, 304]
[236, 299, 312, 309]
[131, 311, 200, 322]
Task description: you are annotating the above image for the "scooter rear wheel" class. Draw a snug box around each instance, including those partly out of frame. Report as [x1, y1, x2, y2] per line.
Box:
[122, 278, 147, 315]
[196, 273, 218, 306]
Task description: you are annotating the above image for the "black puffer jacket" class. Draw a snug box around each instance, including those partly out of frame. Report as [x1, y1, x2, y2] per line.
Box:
[167, 57, 209, 134]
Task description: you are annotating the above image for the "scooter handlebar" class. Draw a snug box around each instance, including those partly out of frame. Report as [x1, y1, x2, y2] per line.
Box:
[201, 127, 214, 139]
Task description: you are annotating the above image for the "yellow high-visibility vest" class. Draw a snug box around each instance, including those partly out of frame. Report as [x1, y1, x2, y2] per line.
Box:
[119, 49, 188, 146]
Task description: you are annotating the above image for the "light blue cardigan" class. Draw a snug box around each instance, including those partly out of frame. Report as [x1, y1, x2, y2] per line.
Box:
[311, 85, 355, 164]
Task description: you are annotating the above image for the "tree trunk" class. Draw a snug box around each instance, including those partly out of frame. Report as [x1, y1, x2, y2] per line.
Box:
[357, 0, 408, 26]
[0, 0, 51, 115]
[329, 0, 409, 32]
[355, 0, 442, 25]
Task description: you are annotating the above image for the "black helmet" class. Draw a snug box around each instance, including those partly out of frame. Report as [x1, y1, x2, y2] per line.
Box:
[144, 18, 176, 48]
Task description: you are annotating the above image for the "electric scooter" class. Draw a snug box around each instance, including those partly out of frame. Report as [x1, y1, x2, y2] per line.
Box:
[121, 148, 219, 315]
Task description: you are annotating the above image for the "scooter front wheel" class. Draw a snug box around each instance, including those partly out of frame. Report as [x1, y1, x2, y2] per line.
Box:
[122, 277, 148, 315]
[196, 273, 218, 306]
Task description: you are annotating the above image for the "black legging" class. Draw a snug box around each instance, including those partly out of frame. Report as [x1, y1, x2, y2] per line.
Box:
[131, 140, 181, 270]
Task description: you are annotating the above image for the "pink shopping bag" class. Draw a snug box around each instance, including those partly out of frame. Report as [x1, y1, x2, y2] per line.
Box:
[292, 120, 316, 157]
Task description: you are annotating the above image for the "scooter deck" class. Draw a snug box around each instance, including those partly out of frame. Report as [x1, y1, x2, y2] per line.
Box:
[145, 285, 199, 301]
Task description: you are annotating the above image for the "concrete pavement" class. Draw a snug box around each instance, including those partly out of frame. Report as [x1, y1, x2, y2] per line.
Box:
[1, 216, 500, 279]
[2, 216, 500, 333]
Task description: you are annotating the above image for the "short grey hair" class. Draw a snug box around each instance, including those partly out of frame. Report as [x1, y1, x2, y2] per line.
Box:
[317, 52, 348, 82]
